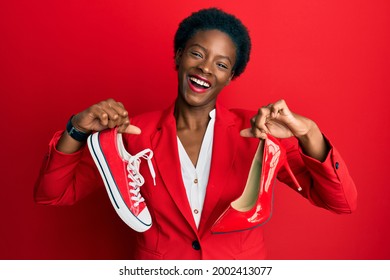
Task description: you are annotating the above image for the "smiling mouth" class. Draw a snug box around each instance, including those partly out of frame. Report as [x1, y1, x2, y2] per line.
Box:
[189, 76, 211, 89]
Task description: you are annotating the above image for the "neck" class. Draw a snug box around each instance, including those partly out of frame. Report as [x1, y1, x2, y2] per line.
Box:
[174, 98, 215, 131]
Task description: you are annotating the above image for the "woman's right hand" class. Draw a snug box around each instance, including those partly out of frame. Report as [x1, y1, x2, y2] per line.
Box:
[72, 98, 141, 134]
[56, 98, 141, 154]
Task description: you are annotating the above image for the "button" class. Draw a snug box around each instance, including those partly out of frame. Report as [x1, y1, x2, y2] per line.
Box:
[194, 178, 198, 184]
[335, 162, 340, 169]
[192, 240, 201, 250]
[193, 209, 199, 214]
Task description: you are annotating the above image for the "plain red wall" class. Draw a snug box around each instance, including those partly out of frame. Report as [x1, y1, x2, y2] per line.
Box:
[1, 0, 389, 259]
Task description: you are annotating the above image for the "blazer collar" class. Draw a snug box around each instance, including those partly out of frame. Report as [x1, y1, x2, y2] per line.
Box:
[150, 101, 238, 235]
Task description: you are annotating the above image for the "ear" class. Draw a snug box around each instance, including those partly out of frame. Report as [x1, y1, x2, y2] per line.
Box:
[175, 49, 183, 69]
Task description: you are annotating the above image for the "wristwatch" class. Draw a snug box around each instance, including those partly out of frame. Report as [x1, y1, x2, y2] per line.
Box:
[66, 115, 90, 142]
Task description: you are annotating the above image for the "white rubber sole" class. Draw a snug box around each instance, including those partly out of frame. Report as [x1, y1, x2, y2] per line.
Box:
[87, 132, 152, 232]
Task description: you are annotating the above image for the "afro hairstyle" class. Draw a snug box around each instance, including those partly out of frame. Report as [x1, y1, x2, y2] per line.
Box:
[174, 7, 251, 79]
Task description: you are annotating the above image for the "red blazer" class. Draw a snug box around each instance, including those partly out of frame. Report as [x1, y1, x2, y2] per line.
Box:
[34, 102, 357, 259]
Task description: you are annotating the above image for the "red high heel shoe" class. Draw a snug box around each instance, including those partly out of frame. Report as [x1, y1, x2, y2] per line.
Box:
[211, 134, 301, 234]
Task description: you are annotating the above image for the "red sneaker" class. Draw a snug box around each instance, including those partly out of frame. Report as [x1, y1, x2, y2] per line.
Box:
[87, 128, 156, 232]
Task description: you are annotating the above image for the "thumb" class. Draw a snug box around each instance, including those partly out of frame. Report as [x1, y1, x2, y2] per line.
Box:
[122, 124, 141, 134]
[240, 128, 254, 138]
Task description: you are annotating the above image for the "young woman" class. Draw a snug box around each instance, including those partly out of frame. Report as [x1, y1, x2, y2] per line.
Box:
[34, 8, 357, 259]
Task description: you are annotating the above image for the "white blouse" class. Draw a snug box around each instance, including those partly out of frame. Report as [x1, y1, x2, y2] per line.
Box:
[177, 109, 215, 228]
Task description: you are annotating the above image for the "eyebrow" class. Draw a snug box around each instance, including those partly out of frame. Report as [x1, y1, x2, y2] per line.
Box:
[189, 43, 233, 65]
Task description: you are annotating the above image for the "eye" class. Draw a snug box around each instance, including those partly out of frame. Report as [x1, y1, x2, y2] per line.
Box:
[190, 51, 203, 58]
[217, 63, 229, 70]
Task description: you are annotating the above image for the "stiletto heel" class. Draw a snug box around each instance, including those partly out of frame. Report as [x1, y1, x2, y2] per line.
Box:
[282, 160, 302, 192]
[211, 134, 301, 234]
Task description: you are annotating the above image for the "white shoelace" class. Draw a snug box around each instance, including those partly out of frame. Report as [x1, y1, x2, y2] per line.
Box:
[127, 149, 156, 207]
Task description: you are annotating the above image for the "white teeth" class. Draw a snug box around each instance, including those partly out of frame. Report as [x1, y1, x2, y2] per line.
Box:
[190, 76, 210, 88]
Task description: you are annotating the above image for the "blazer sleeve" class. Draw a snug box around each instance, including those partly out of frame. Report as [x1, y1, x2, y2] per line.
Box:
[277, 135, 357, 214]
[34, 131, 103, 205]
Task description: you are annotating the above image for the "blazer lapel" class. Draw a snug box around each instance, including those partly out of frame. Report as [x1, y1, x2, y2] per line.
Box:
[150, 104, 198, 233]
[150, 102, 241, 235]
[198, 102, 239, 235]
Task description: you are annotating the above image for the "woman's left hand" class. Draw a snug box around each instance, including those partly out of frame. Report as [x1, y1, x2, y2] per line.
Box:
[240, 99, 314, 139]
[241, 99, 329, 161]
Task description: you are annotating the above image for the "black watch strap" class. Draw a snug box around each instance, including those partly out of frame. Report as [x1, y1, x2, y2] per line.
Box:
[66, 115, 90, 142]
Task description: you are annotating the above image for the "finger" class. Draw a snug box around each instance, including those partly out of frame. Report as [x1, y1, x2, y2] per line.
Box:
[116, 101, 124, 108]
[253, 128, 268, 139]
[123, 124, 141, 134]
[270, 99, 291, 118]
[107, 118, 119, 129]
[99, 100, 122, 120]
[240, 127, 268, 139]
[240, 128, 254, 138]
[108, 100, 129, 117]
[253, 107, 271, 134]
[86, 105, 110, 126]
[95, 100, 131, 128]
[250, 118, 264, 137]
[270, 106, 278, 119]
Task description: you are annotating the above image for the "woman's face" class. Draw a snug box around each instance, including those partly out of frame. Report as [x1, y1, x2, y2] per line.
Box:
[175, 29, 237, 109]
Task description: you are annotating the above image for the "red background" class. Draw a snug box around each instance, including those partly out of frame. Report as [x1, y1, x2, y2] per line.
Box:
[1, 0, 389, 259]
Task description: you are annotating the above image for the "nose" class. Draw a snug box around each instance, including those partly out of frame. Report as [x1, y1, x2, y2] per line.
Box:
[198, 59, 212, 74]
